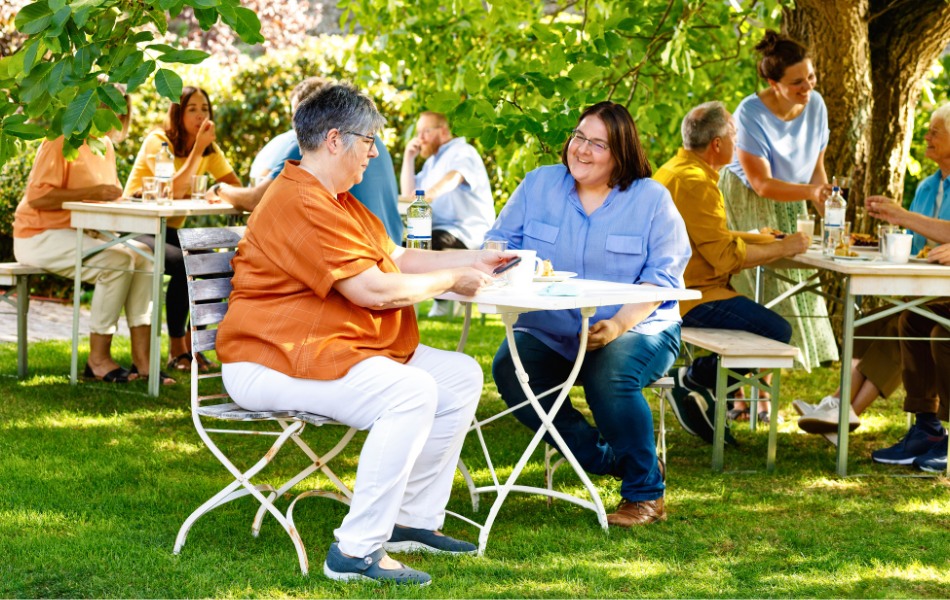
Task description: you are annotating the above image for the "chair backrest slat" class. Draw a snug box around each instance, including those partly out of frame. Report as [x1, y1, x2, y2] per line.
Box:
[192, 302, 229, 327]
[191, 278, 233, 302]
[188, 251, 236, 276]
[193, 328, 218, 353]
[178, 227, 246, 252]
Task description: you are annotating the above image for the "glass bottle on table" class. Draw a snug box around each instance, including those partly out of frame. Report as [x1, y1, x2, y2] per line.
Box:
[406, 189, 432, 250]
[154, 142, 175, 206]
[823, 182, 846, 258]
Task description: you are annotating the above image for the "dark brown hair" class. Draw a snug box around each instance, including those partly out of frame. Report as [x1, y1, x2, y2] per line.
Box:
[163, 86, 215, 158]
[755, 30, 810, 82]
[561, 101, 651, 191]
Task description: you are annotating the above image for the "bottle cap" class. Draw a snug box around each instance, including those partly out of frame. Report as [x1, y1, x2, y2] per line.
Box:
[832, 186, 840, 192]
[415, 190, 425, 195]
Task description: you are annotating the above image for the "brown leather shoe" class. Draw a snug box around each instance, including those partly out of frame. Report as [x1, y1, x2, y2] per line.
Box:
[607, 497, 667, 527]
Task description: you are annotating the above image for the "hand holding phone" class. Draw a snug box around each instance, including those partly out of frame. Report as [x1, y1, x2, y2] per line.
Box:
[492, 256, 521, 276]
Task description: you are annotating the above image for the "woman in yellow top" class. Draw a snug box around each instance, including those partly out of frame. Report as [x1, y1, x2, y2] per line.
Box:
[124, 86, 242, 371]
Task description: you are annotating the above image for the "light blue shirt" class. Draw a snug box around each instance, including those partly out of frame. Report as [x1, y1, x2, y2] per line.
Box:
[908, 170, 950, 255]
[485, 165, 691, 361]
[727, 91, 829, 187]
[415, 137, 495, 249]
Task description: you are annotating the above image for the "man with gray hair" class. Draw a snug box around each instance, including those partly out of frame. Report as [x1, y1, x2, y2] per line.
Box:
[654, 101, 809, 441]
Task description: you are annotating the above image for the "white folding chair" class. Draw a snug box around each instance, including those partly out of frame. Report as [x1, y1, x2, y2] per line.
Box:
[172, 227, 358, 575]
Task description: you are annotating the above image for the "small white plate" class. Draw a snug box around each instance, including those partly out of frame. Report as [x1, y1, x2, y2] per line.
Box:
[832, 255, 876, 262]
[909, 257, 932, 263]
[534, 271, 578, 282]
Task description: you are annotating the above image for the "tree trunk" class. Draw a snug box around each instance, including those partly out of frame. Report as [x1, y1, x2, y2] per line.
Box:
[783, 0, 872, 222]
[866, 0, 950, 204]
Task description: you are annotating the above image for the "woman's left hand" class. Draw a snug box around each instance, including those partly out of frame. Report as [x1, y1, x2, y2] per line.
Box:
[928, 243, 950, 265]
[472, 249, 515, 275]
[585, 319, 623, 351]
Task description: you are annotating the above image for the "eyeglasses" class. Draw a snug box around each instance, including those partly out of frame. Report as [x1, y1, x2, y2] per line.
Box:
[418, 126, 444, 137]
[344, 131, 376, 146]
[569, 131, 610, 154]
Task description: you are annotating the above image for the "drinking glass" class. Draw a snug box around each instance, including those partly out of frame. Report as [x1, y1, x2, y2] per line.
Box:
[796, 211, 815, 239]
[835, 175, 852, 204]
[191, 175, 208, 202]
[157, 179, 173, 206]
[485, 239, 509, 285]
[142, 177, 159, 203]
[879, 224, 900, 260]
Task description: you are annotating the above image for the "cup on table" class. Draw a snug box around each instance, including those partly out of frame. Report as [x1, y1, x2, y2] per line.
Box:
[878, 224, 900, 260]
[142, 177, 159, 203]
[884, 232, 913, 264]
[506, 249, 544, 287]
[191, 175, 208, 202]
[484, 239, 510, 285]
[157, 179, 173, 206]
[835, 175, 852, 204]
[796, 211, 815, 239]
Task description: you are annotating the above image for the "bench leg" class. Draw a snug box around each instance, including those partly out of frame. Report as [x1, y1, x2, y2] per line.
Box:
[712, 354, 728, 472]
[767, 368, 781, 473]
[16, 275, 29, 379]
[749, 377, 758, 432]
[71, 227, 83, 387]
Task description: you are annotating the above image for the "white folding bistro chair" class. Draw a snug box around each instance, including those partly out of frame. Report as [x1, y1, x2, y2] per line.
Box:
[172, 227, 360, 575]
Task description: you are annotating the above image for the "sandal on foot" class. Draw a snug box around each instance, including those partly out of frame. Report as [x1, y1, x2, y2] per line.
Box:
[130, 365, 176, 386]
[83, 363, 131, 383]
[167, 352, 194, 372]
[758, 410, 784, 425]
[727, 408, 750, 422]
[195, 351, 217, 372]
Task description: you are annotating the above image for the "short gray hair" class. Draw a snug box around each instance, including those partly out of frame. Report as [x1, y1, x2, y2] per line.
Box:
[293, 81, 386, 153]
[932, 103, 950, 128]
[681, 101, 730, 151]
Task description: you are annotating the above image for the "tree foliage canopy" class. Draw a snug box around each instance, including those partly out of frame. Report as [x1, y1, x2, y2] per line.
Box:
[344, 0, 788, 199]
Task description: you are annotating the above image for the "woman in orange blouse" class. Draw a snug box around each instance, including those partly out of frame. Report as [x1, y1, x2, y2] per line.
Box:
[13, 90, 172, 384]
[216, 83, 510, 585]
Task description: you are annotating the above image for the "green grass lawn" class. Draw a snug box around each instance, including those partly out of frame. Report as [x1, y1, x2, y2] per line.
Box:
[1, 303, 948, 598]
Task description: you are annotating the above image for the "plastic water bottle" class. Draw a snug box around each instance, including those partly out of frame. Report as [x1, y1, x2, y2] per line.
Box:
[406, 189, 432, 249]
[823, 184, 846, 257]
[154, 142, 175, 205]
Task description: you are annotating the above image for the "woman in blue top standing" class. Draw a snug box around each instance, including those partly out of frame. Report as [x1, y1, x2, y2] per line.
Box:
[487, 102, 690, 527]
[720, 30, 838, 374]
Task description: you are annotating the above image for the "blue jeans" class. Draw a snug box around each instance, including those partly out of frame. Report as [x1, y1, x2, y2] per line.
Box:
[682, 296, 792, 390]
[492, 325, 680, 502]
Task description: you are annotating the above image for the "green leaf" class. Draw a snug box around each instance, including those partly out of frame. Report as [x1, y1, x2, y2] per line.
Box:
[62, 88, 98, 135]
[187, 0, 221, 7]
[73, 46, 92, 76]
[147, 9, 167, 35]
[15, 1, 53, 35]
[20, 62, 53, 103]
[47, 59, 70, 97]
[97, 84, 127, 114]
[488, 74, 509, 90]
[157, 50, 211, 65]
[158, 0, 179, 9]
[479, 126, 497, 150]
[87, 136, 106, 157]
[426, 90, 461, 113]
[125, 60, 155, 94]
[24, 91, 51, 118]
[93, 107, 122, 133]
[70, 0, 104, 11]
[604, 31, 624, 54]
[193, 7, 218, 29]
[22, 38, 47, 77]
[126, 31, 154, 45]
[145, 44, 178, 54]
[567, 61, 603, 82]
[154, 68, 183, 101]
[232, 7, 265, 44]
[530, 23, 558, 44]
[216, 0, 237, 25]
[3, 119, 48, 140]
[554, 76, 578, 97]
[48, 0, 66, 11]
[71, 6, 92, 28]
[464, 69, 481, 93]
[47, 5, 71, 36]
[62, 136, 80, 161]
[109, 50, 143, 81]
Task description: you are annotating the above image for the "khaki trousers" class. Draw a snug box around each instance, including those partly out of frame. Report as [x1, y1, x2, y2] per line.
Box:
[899, 300, 950, 421]
[14, 228, 153, 335]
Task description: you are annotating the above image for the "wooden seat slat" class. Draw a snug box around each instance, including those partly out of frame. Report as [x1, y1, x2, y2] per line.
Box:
[681, 328, 800, 358]
[191, 279, 232, 302]
[186, 251, 236, 276]
[192, 302, 228, 327]
[177, 226, 246, 251]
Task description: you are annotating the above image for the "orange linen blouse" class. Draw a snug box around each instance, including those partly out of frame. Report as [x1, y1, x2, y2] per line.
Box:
[216, 160, 419, 380]
[13, 136, 120, 238]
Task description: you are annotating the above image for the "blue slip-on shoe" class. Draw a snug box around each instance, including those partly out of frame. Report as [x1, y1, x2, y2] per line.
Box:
[872, 425, 944, 465]
[323, 542, 431, 585]
[383, 526, 477, 555]
[913, 435, 948, 473]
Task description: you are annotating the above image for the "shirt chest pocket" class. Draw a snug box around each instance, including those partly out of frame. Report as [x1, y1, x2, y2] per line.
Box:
[604, 234, 644, 279]
[524, 220, 559, 252]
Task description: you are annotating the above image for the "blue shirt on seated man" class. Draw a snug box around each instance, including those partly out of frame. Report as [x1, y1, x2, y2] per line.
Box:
[210, 77, 403, 243]
[485, 101, 690, 528]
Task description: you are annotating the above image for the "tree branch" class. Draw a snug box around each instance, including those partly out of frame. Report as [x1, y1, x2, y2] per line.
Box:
[866, 0, 916, 23]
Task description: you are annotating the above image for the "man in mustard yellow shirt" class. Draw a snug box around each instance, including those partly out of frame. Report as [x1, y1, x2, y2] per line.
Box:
[654, 101, 809, 440]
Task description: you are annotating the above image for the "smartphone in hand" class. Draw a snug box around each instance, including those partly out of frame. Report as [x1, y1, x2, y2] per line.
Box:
[492, 256, 522, 276]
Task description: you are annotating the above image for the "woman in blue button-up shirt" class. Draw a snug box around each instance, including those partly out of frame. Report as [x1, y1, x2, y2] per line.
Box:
[486, 102, 690, 526]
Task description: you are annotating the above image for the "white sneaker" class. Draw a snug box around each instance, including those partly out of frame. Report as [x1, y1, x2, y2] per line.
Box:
[427, 300, 455, 318]
[798, 396, 860, 434]
[793, 400, 816, 416]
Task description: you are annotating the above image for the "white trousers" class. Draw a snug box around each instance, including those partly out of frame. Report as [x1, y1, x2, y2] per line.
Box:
[14, 228, 153, 335]
[222, 344, 482, 558]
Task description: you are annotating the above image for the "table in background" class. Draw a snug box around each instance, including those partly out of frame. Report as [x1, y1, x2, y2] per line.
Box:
[437, 279, 701, 554]
[64, 200, 244, 397]
[757, 247, 950, 476]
